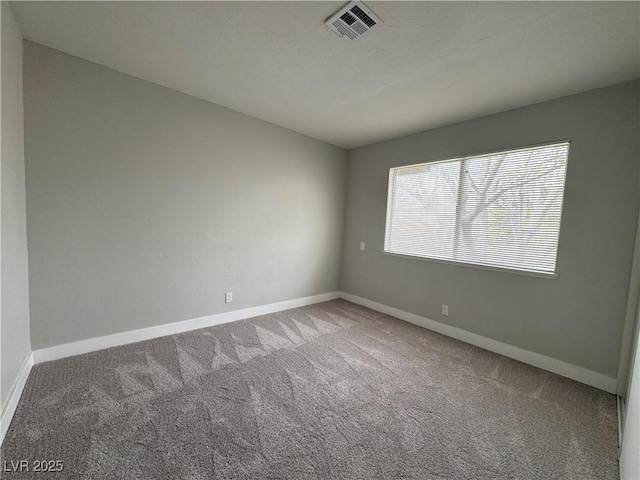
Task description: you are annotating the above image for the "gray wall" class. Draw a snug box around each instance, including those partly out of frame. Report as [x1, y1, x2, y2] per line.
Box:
[24, 42, 347, 349]
[341, 81, 640, 378]
[1, 3, 31, 409]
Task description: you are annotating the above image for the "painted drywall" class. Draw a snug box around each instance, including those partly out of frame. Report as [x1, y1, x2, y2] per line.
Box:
[1, 3, 31, 410]
[341, 81, 640, 378]
[620, 303, 640, 479]
[23, 41, 347, 349]
[10, 2, 640, 148]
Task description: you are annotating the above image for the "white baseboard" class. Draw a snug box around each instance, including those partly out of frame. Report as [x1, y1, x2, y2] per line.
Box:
[33, 292, 340, 364]
[1, 351, 34, 445]
[340, 292, 617, 394]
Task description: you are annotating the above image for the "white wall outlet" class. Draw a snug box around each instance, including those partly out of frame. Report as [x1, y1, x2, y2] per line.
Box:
[225, 292, 233, 303]
[441, 304, 449, 316]
[360, 241, 366, 251]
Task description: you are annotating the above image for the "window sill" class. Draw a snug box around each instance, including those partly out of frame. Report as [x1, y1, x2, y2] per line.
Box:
[382, 251, 559, 279]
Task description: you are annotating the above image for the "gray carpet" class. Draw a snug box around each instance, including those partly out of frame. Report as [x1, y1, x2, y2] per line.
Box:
[1, 300, 618, 479]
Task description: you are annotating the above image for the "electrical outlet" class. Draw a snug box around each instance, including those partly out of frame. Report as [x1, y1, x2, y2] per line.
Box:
[441, 304, 449, 316]
[360, 241, 366, 251]
[225, 292, 233, 303]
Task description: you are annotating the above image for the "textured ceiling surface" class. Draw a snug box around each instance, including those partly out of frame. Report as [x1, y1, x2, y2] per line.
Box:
[11, 1, 640, 148]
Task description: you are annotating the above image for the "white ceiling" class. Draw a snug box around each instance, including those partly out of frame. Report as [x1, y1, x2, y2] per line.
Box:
[11, 1, 640, 149]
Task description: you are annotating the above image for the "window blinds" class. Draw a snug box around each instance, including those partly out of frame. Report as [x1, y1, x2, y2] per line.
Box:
[384, 142, 569, 275]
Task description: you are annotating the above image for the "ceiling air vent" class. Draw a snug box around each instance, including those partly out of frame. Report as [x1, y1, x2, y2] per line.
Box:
[325, 1, 383, 40]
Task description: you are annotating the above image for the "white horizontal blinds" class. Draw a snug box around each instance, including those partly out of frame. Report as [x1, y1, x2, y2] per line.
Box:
[385, 160, 460, 259]
[456, 143, 569, 273]
[384, 142, 569, 274]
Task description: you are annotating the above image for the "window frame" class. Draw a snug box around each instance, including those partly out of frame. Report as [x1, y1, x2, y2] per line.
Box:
[382, 140, 570, 279]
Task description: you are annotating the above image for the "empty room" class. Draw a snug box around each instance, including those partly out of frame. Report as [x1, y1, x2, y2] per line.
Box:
[1, 1, 640, 479]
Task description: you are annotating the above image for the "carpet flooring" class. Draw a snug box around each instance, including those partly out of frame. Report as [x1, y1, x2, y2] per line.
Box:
[1, 299, 618, 479]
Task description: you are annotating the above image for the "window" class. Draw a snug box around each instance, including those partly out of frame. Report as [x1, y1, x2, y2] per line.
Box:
[384, 142, 569, 276]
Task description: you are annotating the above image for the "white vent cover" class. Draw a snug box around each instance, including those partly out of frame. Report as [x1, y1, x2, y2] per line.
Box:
[325, 1, 383, 40]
